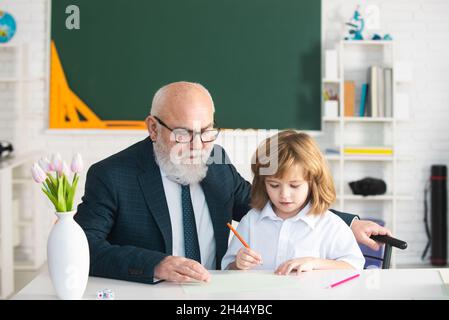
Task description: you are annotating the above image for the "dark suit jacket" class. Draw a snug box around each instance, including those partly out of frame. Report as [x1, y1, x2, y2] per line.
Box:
[75, 137, 356, 284]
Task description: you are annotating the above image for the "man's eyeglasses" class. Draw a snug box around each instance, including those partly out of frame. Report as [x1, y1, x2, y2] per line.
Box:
[153, 116, 220, 143]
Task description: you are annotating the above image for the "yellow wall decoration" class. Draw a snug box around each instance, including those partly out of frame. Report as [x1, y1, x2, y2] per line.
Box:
[49, 41, 146, 130]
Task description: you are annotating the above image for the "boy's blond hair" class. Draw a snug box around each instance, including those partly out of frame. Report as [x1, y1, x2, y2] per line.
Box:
[251, 130, 336, 215]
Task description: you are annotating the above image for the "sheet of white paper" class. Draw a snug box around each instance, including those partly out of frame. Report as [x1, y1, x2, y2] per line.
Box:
[181, 272, 302, 294]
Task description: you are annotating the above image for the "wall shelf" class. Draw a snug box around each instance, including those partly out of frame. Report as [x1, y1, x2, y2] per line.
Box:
[322, 78, 341, 83]
[325, 155, 414, 162]
[324, 117, 397, 122]
[339, 194, 414, 201]
[0, 77, 44, 82]
[343, 117, 395, 122]
[342, 40, 394, 46]
[323, 117, 341, 122]
[322, 40, 412, 268]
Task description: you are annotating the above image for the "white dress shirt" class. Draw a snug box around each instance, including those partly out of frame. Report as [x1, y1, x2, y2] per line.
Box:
[159, 169, 216, 270]
[221, 201, 365, 270]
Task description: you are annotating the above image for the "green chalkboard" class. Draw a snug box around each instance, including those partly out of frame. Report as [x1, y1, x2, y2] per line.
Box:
[51, 0, 321, 130]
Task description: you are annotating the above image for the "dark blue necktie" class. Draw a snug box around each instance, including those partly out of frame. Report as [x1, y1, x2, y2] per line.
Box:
[181, 185, 201, 263]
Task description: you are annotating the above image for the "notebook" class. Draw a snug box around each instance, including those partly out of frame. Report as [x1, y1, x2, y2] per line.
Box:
[182, 272, 301, 294]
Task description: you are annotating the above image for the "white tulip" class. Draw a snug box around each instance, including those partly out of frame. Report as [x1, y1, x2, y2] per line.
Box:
[62, 161, 71, 178]
[51, 153, 63, 174]
[31, 163, 47, 183]
[71, 153, 83, 173]
[38, 157, 52, 173]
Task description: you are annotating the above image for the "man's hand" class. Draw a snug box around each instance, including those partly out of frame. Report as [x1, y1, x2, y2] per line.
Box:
[154, 256, 211, 283]
[351, 219, 392, 250]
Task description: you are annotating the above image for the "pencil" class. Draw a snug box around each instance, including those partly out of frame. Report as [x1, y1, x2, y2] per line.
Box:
[327, 273, 360, 289]
[226, 223, 250, 249]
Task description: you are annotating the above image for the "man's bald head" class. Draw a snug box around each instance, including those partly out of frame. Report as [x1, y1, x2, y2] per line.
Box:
[150, 81, 215, 119]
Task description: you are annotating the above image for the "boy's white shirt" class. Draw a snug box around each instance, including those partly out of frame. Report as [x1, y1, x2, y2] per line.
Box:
[221, 201, 365, 271]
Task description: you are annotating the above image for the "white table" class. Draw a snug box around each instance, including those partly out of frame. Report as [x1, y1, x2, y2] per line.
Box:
[12, 267, 449, 300]
[0, 151, 43, 298]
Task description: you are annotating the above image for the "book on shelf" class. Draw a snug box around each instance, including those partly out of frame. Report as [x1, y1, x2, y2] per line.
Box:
[365, 82, 371, 117]
[344, 81, 355, 116]
[384, 68, 393, 117]
[370, 66, 378, 117]
[343, 146, 393, 155]
[367, 66, 393, 118]
[377, 67, 384, 117]
[359, 83, 369, 117]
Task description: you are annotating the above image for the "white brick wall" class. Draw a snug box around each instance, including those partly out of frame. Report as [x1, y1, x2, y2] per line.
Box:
[1, 0, 448, 266]
[322, 0, 449, 265]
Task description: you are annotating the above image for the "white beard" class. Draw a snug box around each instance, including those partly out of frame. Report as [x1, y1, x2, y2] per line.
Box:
[153, 138, 212, 185]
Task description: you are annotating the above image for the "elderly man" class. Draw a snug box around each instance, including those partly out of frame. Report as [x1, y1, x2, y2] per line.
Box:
[75, 81, 390, 284]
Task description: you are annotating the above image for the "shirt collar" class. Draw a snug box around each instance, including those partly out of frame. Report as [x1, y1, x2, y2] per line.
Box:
[159, 167, 184, 185]
[160, 167, 168, 178]
[257, 201, 320, 229]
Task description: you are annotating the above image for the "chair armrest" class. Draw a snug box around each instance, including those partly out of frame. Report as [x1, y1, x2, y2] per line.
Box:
[370, 235, 408, 250]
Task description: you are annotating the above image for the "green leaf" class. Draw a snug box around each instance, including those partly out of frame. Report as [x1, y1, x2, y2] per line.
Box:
[47, 172, 56, 186]
[42, 187, 59, 211]
[63, 175, 69, 199]
[43, 172, 81, 212]
[46, 174, 58, 197]
[57, 175, 66, 212]
[66, 175, 79, 211]
[42, 181, 51, 194]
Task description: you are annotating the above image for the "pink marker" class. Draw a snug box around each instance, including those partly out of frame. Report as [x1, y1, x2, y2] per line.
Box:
[326, 273, 360, 289]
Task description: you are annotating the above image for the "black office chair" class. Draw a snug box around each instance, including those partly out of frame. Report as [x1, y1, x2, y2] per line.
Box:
[362, 235, 408, 269]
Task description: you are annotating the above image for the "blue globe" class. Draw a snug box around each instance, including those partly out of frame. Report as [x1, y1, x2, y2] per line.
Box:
[0, 11, 17, 43]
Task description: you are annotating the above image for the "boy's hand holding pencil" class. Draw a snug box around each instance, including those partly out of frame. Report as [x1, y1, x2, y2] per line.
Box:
[227, 223, 263, 270]
[235, 247, 263, 270]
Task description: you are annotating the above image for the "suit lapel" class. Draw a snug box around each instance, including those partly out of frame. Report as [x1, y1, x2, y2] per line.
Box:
[137, 138, 173, 255]
[135, 139, 229, 263]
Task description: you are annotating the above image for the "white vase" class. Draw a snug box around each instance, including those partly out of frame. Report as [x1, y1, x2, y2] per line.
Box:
[47, 210, 90, 300]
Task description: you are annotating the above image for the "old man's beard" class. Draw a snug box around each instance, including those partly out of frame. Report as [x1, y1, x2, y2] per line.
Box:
[153, 138, 212, 185]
